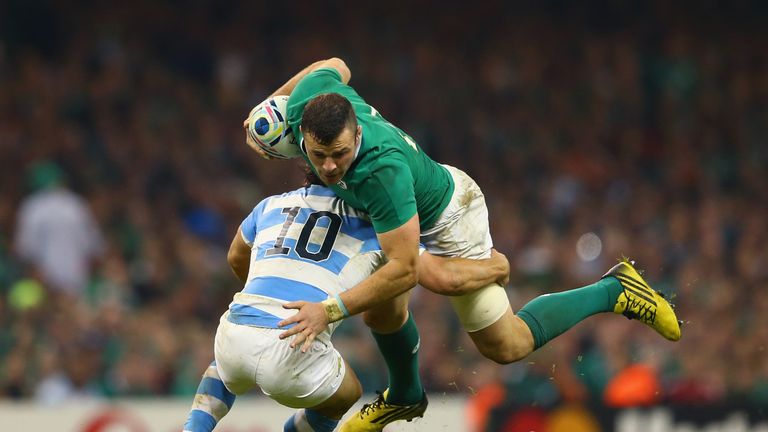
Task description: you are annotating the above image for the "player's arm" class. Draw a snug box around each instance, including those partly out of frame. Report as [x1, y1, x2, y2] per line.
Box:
[245, 58, 351, 159]
[418, 249, 510, 296]
[336, 215, 420, 314]
[227, 227, 251, 284]
[278, 215, 421, 352]
[271, 57, 351, 97]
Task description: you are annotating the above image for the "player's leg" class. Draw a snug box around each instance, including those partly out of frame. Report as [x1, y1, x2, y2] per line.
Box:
[184, 313, 253, 432]
[467, 307, 533, 363]
[338, 291, 428, 431]
[429, 166, 680, 363]
[362, 290, 424, 405]
[453, 277, 625, 364]
[183, 360, 236, 432]
[244, 325, 363, 431]
[463, 261, 681, 364]
[284, 359, 362, 432]
[422, 165, 533, 363]
[444, 261, 627, 364]
[515, 271, 632, 350]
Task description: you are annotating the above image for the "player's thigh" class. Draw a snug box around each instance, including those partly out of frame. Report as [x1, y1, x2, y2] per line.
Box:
[258, 335, 348, 410]
[448, 282, 510, 333]
[213, 313, 263, 395]
[310, 359, 363, 420]
[362, 290, 412, 333]
[465, 306, 534, 364]
[421, 165, 492, 259]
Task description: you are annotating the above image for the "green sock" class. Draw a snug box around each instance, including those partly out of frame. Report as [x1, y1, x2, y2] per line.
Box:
[517, 277, 623, 349]
[371, 312, 423, 405]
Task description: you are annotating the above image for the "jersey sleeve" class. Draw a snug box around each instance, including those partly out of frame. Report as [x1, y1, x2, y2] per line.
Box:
[358, 158, 417, 233]
[239, 198, 269, 246]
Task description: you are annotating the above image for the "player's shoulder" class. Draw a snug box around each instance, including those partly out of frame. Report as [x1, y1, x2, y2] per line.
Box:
[308, 67, 343, 81]
[290, 69, 344, 103]
[357, 138, 411, 175]
[288, 69, 350, 118]
[256, 185, 339, 213]
[300, 68, 343, 89]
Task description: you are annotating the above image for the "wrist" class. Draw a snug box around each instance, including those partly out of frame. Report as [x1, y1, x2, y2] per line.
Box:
[321, 296, 349, 323]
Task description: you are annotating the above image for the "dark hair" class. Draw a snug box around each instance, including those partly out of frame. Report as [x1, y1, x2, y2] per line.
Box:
[301, 93, 357, 145]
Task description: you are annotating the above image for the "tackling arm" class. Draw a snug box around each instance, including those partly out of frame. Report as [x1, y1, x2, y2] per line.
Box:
[418, 249, 510, 296]
[277, 214, 421, 351]
[335, 214, 420, 315]
[245, 58, 351, 159]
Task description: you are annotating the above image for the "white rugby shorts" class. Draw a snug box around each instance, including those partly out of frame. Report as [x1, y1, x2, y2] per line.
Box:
[213, 312, 345, 408]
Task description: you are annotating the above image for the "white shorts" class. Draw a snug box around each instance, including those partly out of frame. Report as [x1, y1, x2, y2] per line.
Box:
[213, 313, 346, 409]
[421, 165, 509, 332]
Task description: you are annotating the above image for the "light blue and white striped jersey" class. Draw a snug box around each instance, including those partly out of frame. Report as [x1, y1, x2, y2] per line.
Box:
[227, 185, 383, 339]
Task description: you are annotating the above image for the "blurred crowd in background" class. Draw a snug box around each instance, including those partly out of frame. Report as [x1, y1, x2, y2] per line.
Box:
[1, 0, 767, 421]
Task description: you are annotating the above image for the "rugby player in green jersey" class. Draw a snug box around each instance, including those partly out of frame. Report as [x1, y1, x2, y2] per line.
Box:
[245, 58, 681, 432]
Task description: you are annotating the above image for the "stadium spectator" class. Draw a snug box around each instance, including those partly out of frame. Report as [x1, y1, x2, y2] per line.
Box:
[14, 161, 104, 296]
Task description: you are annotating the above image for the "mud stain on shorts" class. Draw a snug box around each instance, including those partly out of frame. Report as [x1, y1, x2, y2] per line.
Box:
[458, 187, 476, 209]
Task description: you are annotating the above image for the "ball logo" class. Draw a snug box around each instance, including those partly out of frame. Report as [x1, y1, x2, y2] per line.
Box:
[247, 96, 301, 159]
[251, 105, 285, 148]
[253, 117, 274, 142]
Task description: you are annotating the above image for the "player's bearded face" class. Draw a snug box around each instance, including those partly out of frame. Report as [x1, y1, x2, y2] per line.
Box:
[304, 125, 360, 186]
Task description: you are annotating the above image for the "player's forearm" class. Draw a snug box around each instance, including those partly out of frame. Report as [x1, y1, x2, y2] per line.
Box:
[270, 60, 328, 97]
[444, 256, 506, 294]
[270, 58, 351, 97]
[339, 258, 418, 316]
[419, 252, 509, 296]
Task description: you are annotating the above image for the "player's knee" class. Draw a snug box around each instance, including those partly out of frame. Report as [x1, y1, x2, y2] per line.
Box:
[362, 308, 408, 333]
[478, 340, 530, 365]
[473, 325, 533, 365]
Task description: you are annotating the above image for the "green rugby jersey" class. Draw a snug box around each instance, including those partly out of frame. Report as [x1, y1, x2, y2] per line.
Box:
[287, 68, 454, 234]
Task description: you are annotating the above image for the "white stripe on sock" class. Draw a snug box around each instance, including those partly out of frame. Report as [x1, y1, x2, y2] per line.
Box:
[191, 393, 230, 422]
[203, 364, 220, 379]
